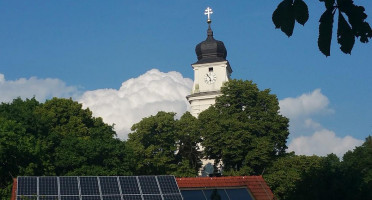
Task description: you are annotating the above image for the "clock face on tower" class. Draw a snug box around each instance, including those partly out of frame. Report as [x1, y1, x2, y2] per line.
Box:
[204, 72, 217, 84]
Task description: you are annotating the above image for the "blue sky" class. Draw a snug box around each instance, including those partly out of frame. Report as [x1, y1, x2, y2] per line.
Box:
[1, 1, 371, 156]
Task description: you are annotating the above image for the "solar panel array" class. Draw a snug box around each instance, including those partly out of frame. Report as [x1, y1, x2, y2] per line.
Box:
[16, 176, 183, 200]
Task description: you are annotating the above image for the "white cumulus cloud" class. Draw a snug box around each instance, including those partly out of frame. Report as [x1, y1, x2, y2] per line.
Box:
[287, 129, 363, 157]
[0, 74, 80, 103]
[79, 69, 193, 140]
[279, 89, 333, 119]
[280, 89, 363, 157]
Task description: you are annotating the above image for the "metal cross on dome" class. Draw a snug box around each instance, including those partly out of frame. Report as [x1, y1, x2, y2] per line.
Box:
[204, 7, 213, 23]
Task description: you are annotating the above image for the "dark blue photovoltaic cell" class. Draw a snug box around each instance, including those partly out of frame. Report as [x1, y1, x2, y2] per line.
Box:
[143, 195, 162, 200]
[80, 177, 100, 195]
[81, 196, 101, 200]
[38, 196, 59, 200]
[203, 189, 229, 200]
[138, 176, 160, 194]
[17, 196, 37, 200]
[17, 177, 37, 195]
[120, 177, 140, 194]
[122, 195, 143, 200]
[181, 190, 206, 200]
[16, 176, 184, 200]
[61, 196, 80, 200]
[99, 177, 120, 195]
[157, 176, 179, 194]
[39, 177, 58, 195]
[225, 188, 253, 200]
[60, 177, 79, 195]
[102, 195, 122, 200]
[163, 194, 183, 200]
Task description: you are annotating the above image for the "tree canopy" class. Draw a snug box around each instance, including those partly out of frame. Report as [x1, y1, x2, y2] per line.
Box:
[265, 136, 372, 200]
[0, 98, 135, 199]
[127, 111, 201, 177]
[0, 86, 370, 199]
[273, 0, 372, 56]
[198, 79, 289, 175]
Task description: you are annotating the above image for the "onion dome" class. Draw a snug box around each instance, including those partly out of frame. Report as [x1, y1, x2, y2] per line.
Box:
[195, 23, 227, 64]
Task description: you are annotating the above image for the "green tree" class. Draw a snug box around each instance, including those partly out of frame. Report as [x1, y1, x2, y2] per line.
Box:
[174, 112, 202, 176]
[264, 153, 322, 200]
[127, 112, 178, 175]
[0, 97, 135, 198]
[198, 79, 289, 175]
[341, 136, 372, 199]
[273, 0, 372, 56]
[287, 154, 343, 200]
[128, 111, 201, 176]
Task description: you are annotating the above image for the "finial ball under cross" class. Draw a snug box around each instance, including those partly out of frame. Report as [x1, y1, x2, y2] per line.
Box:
[204, 7, 213, 23]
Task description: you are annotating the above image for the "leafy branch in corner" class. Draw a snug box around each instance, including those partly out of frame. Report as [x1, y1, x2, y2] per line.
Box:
[272, 0, 372, 56]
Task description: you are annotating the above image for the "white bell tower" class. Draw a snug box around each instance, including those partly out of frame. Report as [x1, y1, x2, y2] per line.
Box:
[186, 7, 232, 117]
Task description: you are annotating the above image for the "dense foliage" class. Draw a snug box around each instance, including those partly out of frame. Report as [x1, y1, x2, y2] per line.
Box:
[0, 83, 370, 200]
[0, 98, 135, 199]
[265, 137, 372, 200]
[127, 111, 201, 177]
[199, 80, 289, 175]
[273, 0, 372, 56]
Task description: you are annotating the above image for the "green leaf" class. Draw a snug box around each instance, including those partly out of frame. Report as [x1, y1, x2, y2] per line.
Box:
[318, 8, 335, 56]
[294, 0, 309, 26]
[272, 0, 296, 37]
[319, 0, 335, 9]
[337, 12, 355, 54]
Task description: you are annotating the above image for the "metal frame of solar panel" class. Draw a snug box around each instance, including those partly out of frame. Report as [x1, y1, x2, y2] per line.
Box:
[16, 176, 183, 200]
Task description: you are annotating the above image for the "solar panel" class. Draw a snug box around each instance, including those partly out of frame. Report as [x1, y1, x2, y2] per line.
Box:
[122, 195, 142, 200]
[17, 177, 37, 195]
[38, 196, 59, 200]
[39, 177, 58, 195]
[17, 196, 37, 200]
[119, 177, 140, 194]
[61, 196, 80, 200]
[16, 176, 183, 200]
[81, 196, 101, 200]
[99, 177, 120, 195]
[80, 177, 100, 195]
[163, 194, 183, 200]
[225, 188, 253, 200]
[203, 189, 229, 200]
[60, 177, 79, 195]
[143, 195, 162, 200]
[138, 176, 160, 194]
[157, 176, 180, 194]
[102, 195, 122, 200]
[180, 190, 205, 199]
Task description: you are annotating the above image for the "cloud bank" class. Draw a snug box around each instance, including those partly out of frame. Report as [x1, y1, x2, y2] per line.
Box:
[0, 74, 80, 103]
[79, 69, 193, 139]
[287, 129, 363, 157]
[279, 89, 363, 157]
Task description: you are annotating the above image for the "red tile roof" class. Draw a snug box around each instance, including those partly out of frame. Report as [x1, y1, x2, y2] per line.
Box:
[176, 176, 275, 200]
[11, 178, 17, 200]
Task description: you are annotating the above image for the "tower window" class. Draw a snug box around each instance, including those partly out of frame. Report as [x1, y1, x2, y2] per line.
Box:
[209, 67, 213, 72]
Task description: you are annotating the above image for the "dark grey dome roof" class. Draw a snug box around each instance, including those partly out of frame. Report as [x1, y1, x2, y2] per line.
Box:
[195, 24, 227, 64]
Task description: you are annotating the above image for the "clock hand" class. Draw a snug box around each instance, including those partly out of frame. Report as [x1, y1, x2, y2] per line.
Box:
[206, 74, 211, 82]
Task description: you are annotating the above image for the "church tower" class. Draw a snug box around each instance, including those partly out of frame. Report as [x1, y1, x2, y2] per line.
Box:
[187, 7, 232, 117]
